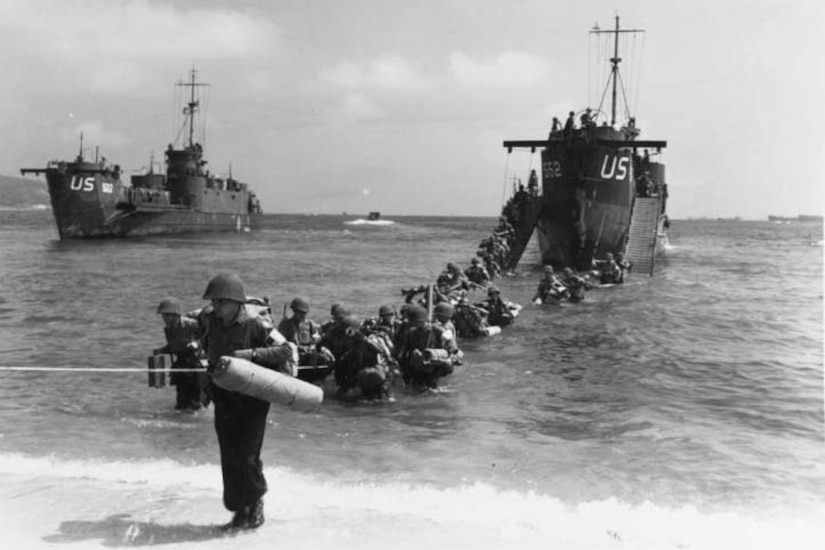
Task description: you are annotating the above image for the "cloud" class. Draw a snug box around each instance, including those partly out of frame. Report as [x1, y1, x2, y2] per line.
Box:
[449, 51, 548, 88]
[319, 55, 431, 93]
[0, 0, 280, 95]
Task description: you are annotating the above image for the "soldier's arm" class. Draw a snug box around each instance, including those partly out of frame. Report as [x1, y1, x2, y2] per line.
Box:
[246, 320, 298, 376]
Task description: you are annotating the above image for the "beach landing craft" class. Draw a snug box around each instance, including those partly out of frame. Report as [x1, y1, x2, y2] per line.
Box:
[502, 16, 669, 275]
[21, 69, 262, 239]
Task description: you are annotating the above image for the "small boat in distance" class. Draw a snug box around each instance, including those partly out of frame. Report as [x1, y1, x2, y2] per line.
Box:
[344, 211, 395, 226]
[21, 68, 262, 239]
[501, 16, 669, 276]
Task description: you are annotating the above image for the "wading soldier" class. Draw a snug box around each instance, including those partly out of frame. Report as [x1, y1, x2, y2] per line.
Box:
[200, 272, 296, 531]
[153, 297, 207, 411]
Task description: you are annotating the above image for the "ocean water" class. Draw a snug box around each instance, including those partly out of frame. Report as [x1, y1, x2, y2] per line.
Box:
[0, 210, 822, 550]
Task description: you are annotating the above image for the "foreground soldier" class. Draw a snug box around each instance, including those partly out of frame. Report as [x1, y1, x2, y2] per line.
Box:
[153, 297, 208, 411]
[200, 273, 296, 531]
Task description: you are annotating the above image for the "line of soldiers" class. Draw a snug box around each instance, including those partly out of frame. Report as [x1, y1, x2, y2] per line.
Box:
[532, 252, 632, 304]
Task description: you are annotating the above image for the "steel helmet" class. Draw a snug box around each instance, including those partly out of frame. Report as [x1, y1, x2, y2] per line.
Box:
[487, 284, 500, 295]
[202, 272, 246, 302]
[543, 265, 555, 274]
[378, 304, 394, 317]
[471, 257, 480, 265]
[157, 297, 182, 315]
[330, 303, 350, 319]
[407, 305, 428, 324]
[434, 302, 454, 319]
[562, 267, 574, 276]
[290, 296, 310, 313]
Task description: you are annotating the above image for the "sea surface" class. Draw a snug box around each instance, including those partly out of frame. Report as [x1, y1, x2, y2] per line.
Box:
[0, 210, 823, 550]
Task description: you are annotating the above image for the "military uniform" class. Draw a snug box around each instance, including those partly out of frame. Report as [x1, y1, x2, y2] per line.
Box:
[200, 273, 295, 530]
[396, 306, 457, 389]
[160, 316, 207, 410]
[464, 260, 490, 286]
[561, 269, 589, 302]
[277, 316, 331, 366]
[476, 286, 518, 327]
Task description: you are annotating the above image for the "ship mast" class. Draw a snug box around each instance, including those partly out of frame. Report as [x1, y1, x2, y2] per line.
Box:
[176, 68, 209, 149]
[591, 15, 643, 126]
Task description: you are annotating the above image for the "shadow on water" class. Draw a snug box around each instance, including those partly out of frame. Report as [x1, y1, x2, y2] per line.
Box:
[43, 513, 270, 546]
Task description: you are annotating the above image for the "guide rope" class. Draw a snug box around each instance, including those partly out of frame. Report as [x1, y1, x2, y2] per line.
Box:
[0, 366, 206, 373]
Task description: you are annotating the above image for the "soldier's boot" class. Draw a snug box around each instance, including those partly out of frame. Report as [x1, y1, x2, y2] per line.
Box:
[220, 507, 249, 532]
[247, 498, 265, 529]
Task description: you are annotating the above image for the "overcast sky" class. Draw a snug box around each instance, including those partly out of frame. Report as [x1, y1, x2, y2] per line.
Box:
[0, 0, 821, 219]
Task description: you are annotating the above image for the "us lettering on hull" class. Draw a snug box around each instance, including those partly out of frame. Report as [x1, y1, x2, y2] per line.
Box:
[599, 154, 630, 181]
[69, 176, 95, 192]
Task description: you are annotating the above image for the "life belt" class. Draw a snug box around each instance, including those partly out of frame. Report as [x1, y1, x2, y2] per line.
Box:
[211, 356, 323, 412]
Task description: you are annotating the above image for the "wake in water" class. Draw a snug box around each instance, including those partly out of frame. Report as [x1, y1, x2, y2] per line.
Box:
[343, 219, 395, 226]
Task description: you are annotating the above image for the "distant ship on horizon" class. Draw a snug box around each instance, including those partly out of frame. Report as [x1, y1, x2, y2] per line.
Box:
[768, 214, 823, 223]
[20, 69, 262, 239]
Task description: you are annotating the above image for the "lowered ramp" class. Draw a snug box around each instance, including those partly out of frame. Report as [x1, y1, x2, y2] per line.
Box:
[503, 196, 543, 271]
[624, 197, 661, 275]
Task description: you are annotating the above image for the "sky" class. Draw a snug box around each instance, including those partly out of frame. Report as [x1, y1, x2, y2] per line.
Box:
[0, 0, 822, 219]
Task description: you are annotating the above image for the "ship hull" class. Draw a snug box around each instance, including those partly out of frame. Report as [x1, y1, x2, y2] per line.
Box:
[507, 129, 668, 272]
[43, 165, 259, 239]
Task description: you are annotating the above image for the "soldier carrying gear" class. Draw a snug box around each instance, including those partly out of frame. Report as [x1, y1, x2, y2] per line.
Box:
[532, 266, 567, 304]
[199, 272, 296, 531]
[477, 285, 521, 326]
[395, 305, 458, 390]
[560, 267, 591, 302]
[202, 272, 247, 303]
[277, 296, 332, 381]
[153, 296, 208, 411]
[464, 257, 491, 286]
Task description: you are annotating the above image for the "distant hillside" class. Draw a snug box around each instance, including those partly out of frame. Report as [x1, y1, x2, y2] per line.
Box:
[0, 174, 49, 208]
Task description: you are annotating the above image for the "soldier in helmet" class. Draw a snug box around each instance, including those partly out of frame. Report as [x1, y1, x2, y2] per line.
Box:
[475, 284, 521, 327]
[615, 252, 632, 283]
[332, 316, 397, 400]
[277, 297, 332, 379]
[464, 257, 490, 287]
[592, 252, 623, 284]
[435, 262, 471, 302]
[199, 272, 297, 531]
[560, 267, 591, 302]
[153, 297, 207, 411]
[396, 305, 457, 390]
[432, 302, 464, 365]
[532, 265, 566, 304]
[320, 302, 350, 333]
[318, 302, 352, 368]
